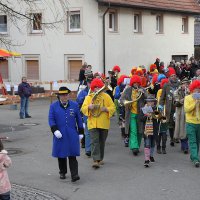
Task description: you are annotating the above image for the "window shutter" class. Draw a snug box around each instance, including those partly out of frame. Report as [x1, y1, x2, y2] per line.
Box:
[69, 60, 82, 81]
[26, 60, 39, 80]
[0, 60, 8, 79]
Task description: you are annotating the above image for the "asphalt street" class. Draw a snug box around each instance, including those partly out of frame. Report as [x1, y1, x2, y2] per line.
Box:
[0, 99, 200, 200]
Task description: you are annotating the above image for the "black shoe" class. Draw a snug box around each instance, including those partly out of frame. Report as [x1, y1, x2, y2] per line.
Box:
[184, 149, 188, 154]
[157, 149, 161, 154]
[60, 174, 66, 179]
[20, 116, 25, 119]
[144, 160, 150, 167]
[85, 152, 91, 157]
[174, 139, 180, 143]
[162, 149, 167, 154]
[25, 115, 31, 118]
[71, 175, 80, 182]
[150, 156, 155, 163]
[194, 161, 200, 168]
[132, 149, 139, 156]
[170, 141, 175, 147]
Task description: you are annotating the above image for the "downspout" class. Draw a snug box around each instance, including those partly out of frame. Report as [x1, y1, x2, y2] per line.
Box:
[103, 4, 110, 75]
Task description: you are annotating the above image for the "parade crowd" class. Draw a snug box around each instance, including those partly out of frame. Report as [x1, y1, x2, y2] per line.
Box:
[47, 57, 200, 183]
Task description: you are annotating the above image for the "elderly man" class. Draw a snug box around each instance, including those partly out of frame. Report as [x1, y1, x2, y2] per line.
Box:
[48, 86, 84, 182]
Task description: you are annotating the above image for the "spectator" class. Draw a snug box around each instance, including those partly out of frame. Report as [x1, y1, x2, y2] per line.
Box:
[18, 77, 32, 119]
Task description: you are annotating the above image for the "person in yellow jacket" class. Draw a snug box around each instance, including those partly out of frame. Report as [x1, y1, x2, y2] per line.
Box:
[184, 80, 200, 168]
[81, 78, 116, 168]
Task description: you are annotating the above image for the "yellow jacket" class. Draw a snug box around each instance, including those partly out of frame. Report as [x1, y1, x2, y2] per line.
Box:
[184, 94, 200, 124]
[156, 89, 162, 103]
[81, 92, 116, 130]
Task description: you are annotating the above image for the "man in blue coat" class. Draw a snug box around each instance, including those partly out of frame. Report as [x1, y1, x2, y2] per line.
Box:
[48, 86, 84, 182]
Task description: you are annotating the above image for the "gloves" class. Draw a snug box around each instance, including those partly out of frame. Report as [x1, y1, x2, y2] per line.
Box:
[158, 105, 164, 111]
[79, 134, 84, 140]
[54, 130, 62, 139]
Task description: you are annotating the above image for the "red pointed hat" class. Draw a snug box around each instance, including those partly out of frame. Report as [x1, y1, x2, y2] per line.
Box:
[113, 65, 121, 72]
[130, 75, 141, 86]
[90, 78, 104, 91]
[189, 80, 200, 92]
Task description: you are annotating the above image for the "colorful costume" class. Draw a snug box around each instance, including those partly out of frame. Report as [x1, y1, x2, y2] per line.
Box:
[184, 80, 200, 167]
[81, 78, 116, 168]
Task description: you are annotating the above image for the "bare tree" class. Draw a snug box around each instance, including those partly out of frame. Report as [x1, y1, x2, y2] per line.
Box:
[0, 0, 69, 47]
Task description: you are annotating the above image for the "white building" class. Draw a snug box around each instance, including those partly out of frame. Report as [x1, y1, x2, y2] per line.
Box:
[0, 0, 200, 90]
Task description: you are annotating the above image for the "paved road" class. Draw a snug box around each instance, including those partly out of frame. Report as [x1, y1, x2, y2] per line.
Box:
[0, 99, 200, 200]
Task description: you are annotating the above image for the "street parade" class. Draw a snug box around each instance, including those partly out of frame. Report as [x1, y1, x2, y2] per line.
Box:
[58, 57, 200, 177]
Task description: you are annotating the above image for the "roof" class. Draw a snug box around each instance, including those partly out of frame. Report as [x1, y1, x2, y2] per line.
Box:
[195, 22, 200, 45]
[97, 0, 200, 14]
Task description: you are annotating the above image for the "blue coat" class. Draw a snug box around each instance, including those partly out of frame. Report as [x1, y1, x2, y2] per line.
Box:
[48, 100, 83, 158]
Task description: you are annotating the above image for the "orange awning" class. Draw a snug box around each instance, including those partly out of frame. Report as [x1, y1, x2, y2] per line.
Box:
[0, 49, 12, 57]
[0, 49, 21, 57]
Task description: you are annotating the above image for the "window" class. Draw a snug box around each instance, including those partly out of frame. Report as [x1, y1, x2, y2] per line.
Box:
[172, 55, 188, 62]
[134, 13, 142, 33]
[30, 13, 42, 33]
[109, 10, 118, 32]
[25, 59, 40, 80]
[68, 60, 82, 81]
[67, 10, 81, 32]
[0, 59, 9, 80]
[182, 17, 188, 33]
[156, 15, 163, 33]
[0, 15, 7, 34]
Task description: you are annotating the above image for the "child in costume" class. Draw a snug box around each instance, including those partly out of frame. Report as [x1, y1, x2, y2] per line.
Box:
[141, 94, 157, 167]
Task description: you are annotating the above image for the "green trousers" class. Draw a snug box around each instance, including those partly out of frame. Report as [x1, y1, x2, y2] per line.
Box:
[129, 113, 142, 150]
[186, 123, 200, 162]
[89, 128, 108, 161]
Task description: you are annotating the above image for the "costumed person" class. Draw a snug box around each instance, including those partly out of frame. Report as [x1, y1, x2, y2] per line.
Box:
[130, 66, 137, 77]
[184, 80, 200, 168]
[18, 76, 32, 119]
[77, 74, 94, 157]
[141, 94, 157, 167]
[112, 65, 121, 79]
[159, 67, 180, 147]
[174, 78, 190, 154]
[156, 78, 169, 154]
[81, 78, 116, 168]
[148, 74, 159, 96]
[105, 69, 117, 101]
[148, 64, 158, 83]
[114, 75, 129, 142]
[120, 75, 147, 155]
[136, 67, 147, 88]
[0, 140, 12, 200]
[48, 86, 84, 182]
